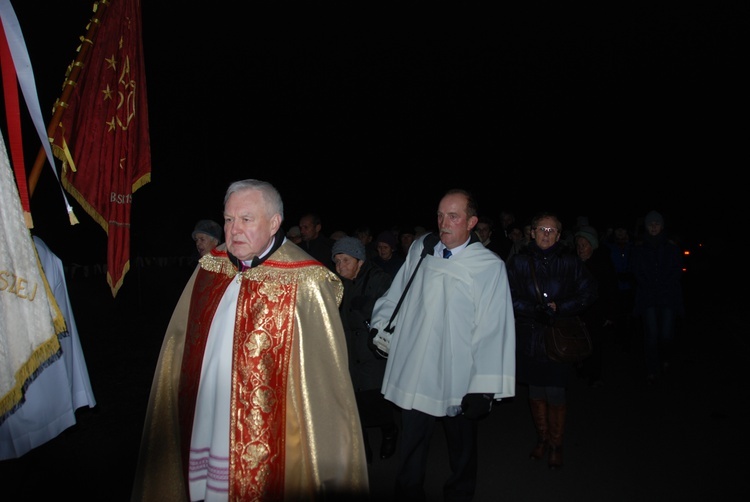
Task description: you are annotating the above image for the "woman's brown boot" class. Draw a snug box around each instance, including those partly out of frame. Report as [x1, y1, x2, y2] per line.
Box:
[528, 399, 548, 460]
[547, 403, 567, 469]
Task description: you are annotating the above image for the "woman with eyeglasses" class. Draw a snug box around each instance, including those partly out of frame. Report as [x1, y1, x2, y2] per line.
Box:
[506, 211, 598, 469]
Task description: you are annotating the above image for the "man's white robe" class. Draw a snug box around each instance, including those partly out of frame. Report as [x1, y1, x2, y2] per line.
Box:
[371, 234, 515, 417]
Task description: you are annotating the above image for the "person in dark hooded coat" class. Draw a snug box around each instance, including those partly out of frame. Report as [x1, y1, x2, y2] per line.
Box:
[632, 210, 685, 385]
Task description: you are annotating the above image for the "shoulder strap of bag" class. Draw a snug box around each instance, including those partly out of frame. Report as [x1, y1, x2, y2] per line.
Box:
[528, 256, 544, 305]
[384, 233, 439, 333]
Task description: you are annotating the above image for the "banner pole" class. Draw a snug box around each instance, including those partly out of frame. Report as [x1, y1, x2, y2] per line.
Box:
[28, 0, 108, 197]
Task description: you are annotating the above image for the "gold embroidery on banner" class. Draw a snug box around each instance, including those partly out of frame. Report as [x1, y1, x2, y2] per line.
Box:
[0, 271, 39, 301]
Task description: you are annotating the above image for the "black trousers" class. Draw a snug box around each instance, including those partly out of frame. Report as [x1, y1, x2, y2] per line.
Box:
[394, 408, 478, 502]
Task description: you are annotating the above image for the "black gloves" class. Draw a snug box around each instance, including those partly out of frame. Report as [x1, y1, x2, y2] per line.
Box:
[533, 303, 555, 325]
[460, 393, 494, 420]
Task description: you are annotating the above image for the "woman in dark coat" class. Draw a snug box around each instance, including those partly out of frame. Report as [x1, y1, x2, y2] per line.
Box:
[574, 226, 619, 388]
[332, 237, 398, 463]
[506, 212, 598, 469]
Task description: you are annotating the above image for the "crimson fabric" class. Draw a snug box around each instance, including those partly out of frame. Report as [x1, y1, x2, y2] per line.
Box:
[52, 0, 151, 297]
[0, 24, 30, 218]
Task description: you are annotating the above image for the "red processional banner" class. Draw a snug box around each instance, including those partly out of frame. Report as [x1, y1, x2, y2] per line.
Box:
[52, 0, 151, 297]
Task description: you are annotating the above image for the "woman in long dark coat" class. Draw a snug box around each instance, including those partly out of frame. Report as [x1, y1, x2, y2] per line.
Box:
[506, 212, 598, 469]
[574, 226, 619, 388]
[332, 237, 398, 463]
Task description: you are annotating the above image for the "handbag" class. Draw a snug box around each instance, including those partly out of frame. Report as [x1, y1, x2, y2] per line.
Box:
[543, 316, 592, 363]
[528, 257, 592, 363]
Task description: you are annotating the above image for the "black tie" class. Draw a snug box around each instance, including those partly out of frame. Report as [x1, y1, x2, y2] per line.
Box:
[443, 248, 452, 259]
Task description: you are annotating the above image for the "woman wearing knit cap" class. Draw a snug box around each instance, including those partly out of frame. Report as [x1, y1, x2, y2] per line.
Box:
[285, 225, 302, 245]
[574, 226, 619, 388]
[332, 237, 399, 464]
[632, 210, 685, 385]
[192, 219, 223, 258]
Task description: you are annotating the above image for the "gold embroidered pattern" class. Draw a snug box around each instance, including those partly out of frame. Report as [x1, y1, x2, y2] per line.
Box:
[230, 272, 296, 500]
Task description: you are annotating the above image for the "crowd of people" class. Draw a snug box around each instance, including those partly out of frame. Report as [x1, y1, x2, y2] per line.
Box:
[131, 181, 684, 501]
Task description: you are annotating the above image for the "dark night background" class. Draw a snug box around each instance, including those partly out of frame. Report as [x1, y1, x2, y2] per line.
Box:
[7, 2, 744, 271]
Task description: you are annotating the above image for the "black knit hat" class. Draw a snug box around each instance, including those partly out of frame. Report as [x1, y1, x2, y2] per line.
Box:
[332, 236, 366, 262]
[192, 219, 223, 242]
